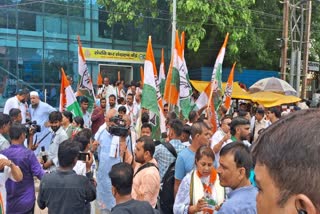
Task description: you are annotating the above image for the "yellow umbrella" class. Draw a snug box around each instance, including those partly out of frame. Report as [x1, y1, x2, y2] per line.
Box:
[190, 80, 301, 107]
[248, 91, 301, 107]
[190, 80, 250, 99]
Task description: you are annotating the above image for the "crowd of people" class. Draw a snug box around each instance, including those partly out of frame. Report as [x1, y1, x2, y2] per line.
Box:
[0, 76, 319, 214]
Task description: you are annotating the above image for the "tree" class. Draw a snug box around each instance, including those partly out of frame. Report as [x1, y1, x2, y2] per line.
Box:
[97, 0, 254, 55]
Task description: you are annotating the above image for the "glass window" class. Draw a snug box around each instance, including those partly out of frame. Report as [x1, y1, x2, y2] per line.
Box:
[18, 11, 36, 31]
[98, 9, 112, 38]
[69, 17, 85, 36]
[19, 47, 43, 84]
[113, 23, 133, 41]
[0, 8, 16, 29]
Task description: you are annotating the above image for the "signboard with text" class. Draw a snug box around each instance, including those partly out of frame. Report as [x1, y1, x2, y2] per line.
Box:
[83, 47, 146, 64]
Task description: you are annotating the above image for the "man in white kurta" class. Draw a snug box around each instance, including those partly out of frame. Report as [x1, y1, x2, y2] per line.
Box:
[4, 89, 29, 124]
[29, 91, 56, 155]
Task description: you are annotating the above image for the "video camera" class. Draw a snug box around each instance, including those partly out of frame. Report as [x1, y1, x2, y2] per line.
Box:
[109, 116, 129, 137]
[24, 119, 41, 134]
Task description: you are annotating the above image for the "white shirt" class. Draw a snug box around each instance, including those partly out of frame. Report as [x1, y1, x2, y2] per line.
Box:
[4, 96, 28, 123]
[82, 111, 92, 128]
[211, 129, 228, 167]
[0, 154, 16, 213]
[125, 104, 139, 125]
[47, 127, 68, 172]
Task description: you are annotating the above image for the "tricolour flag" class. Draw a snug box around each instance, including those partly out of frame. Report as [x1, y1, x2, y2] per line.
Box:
[97, 70, 103, 86]
[179, 31, 193, 119]
[159, 48, 166, 96]
[141, 36, 165, 139]
[163, 32, 180, 107]
[59, 68, 83, 117]
[140, 66, 144, 88]
[196, 33, 229, 132]
[223, 62, 236, 111]
[77, 36, 95, 113]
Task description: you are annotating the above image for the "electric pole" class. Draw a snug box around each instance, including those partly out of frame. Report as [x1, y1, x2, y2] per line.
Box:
[301, 0, 312, 99]
[281, 0, 289, 80]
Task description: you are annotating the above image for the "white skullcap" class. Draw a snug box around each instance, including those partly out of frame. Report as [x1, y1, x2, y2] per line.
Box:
[30, 91, 39, 97]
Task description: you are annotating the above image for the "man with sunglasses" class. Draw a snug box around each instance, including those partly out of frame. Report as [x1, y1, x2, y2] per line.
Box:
[211, 115, 232, 168]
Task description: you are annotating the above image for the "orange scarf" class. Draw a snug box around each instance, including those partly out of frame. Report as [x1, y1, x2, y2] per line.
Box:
[196, 168, 217, 194]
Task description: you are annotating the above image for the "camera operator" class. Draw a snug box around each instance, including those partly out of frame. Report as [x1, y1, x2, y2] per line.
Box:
[95, 109, 133, 213]
[28, 91, 56, 156]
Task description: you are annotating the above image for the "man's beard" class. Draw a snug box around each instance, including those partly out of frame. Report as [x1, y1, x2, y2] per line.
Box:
[51, 126, 60, 133]
[32, 103, 39, 108]
[110, 103, 115, 108]
[20, 99, 26, 104]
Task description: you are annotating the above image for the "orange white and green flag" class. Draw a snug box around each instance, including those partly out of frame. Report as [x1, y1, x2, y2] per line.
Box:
[224, 62, 236, 111]
[196, 33, 229, 132]
[77, 36, 95, 113]
[59, 68, 83, 117]
[141, 36, 166, 139]
[159, 48, 166, 97]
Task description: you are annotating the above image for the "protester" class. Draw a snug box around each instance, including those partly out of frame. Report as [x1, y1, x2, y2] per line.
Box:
[154, 119, 185, 180]
[91, 97, 107, 135]
[42, 111, 68, 171]
[3, 88, 29, 124]
[80, 96, 91, 128]
[251, 108, 268, 143]
[140, 123, 152, 137]
[0, 113, 11, 151]
[266, 107, 281, 124]
[174, 121, 212, 196]
[109, 162, 157, 214]
[72, 116, 84, 138]
[180, 124, 191, 147]
[62, 111, 73, 138]
[252, 109, 320, 214]
[216, 142, 257, 213]
[132, 136, 160, 208]
[9, 108, 22, 123]
[95, 108, 133, 213]
[228, 117, 251, 146]
[211, 115, 232, 167]
[174, 146, 224, 213]
[29, 91, 56, 155]
[100, 77, 115, 100]
[37, 139, 96, 213]
[2, 122, 45, 214]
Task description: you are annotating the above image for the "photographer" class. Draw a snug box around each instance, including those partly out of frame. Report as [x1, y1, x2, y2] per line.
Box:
[28, 91, 56, 155]
[95, 109, 133, 213]
[73, 129, 95, 178]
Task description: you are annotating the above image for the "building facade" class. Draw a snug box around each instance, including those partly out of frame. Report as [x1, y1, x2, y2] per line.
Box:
[0, 0, 171, 107]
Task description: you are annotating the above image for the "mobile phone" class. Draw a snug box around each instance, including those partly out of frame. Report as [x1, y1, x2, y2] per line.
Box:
[78, 152, 90, 161]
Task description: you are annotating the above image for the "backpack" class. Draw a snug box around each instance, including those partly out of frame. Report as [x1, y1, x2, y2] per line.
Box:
[159, 142, 177, 214]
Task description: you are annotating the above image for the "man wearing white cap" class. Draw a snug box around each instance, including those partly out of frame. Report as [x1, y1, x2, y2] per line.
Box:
[29, 91, 56, 155]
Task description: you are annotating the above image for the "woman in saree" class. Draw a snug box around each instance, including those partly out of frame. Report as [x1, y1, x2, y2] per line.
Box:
[174, 146, 225, 214]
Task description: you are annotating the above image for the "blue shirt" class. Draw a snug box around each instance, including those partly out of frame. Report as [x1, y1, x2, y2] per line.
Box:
[217, 185, 258, 214]
[174, 147, 195, 180]
[154, 139, 186, 180]
[29, 101, 56, 155]
[1, 144, 45, 213]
